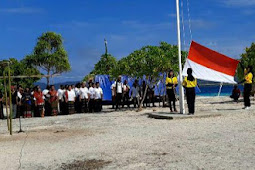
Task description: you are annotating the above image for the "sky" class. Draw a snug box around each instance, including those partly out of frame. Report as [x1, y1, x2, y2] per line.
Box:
[0, 0, 255, 83]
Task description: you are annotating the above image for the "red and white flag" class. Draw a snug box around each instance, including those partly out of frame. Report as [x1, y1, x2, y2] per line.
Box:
[182, 41, 240, 84]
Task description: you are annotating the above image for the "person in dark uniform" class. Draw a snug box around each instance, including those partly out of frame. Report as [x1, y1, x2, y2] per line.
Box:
[22, 88, 32, 118]
[148, 82, 156, 107]
[165, 70, 178, 113]
[183, 68, 197, 115]
[122, 80, 130, 108]
[239, 65, 253, 109]
[230, 85, 241, 102]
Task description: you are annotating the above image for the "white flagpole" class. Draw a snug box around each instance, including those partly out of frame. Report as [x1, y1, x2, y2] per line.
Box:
[176, 0, 186, 114]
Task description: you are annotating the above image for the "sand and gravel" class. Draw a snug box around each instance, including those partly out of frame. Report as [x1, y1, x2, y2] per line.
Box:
[0, 97, 254, 170]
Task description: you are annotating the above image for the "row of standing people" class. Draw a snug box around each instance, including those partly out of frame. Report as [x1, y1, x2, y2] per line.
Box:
[0, 82, 104, 119]
[111, 77, 156, 110]
[35, 82, 104, 117]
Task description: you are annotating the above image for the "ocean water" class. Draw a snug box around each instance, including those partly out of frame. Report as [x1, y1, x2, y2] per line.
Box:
[198, 85, 243, 97]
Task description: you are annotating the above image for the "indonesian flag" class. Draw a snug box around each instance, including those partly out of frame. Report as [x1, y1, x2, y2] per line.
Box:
[182, 41, 240, 84]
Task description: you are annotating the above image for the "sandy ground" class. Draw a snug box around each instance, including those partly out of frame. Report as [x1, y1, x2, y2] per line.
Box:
[0, 97, 254, 170]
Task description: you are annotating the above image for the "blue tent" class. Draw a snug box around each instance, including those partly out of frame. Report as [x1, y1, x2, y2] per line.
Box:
[95, 74, 201, 101]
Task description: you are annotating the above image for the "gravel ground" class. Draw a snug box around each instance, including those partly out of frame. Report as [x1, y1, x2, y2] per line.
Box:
[0, 97, 254, 170]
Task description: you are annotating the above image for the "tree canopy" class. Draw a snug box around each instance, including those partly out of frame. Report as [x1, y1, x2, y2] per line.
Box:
[84, 42, 186, 80]
[237, 42, 255, 81]
[83, 53, 117, 82]
[25, 32, 71, 85]
[111, 42, 187, 79]
[0, 58, 40, 91]
[91, 54, 117, 76]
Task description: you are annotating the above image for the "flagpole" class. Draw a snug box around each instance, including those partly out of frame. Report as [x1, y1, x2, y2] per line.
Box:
[176, 0, 185, 114]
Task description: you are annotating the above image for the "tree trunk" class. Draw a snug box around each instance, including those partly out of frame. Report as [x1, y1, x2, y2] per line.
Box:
[46, 70, 50, 86]
[138, 85, 148, 111]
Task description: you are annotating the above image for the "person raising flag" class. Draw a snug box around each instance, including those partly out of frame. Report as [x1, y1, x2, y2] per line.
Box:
[183, 68, 197, 115]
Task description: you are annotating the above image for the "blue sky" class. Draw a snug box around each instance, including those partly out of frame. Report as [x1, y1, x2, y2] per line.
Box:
[0, 0, 255, 83]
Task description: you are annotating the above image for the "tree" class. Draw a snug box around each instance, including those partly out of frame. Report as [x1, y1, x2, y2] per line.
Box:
[112, 42, 187, 110]
[25, 32, 71, 85]
[112, 42, 187, 78]
[0, 58, 40, 90]
[83, 54, 117, 81]
[237, 43, 255, 81]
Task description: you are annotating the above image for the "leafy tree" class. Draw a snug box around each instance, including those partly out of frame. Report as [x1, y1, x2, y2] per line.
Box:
[112, 42, 187, 78]
[25, 32, 71, 85]
[0, 58, 40, 90]
[83, 54, 117, 81]
[112, 42, 187, 109]
[237, 43, 255, 82]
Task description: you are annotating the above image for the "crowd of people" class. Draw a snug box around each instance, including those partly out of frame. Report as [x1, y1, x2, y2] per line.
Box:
[0, 82, 104, 119]
[0, 66, 253, 119]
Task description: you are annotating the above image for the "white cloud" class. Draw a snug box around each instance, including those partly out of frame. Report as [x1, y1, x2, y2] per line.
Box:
[220, 0, 255, 7]
[0, 7, 44, 14]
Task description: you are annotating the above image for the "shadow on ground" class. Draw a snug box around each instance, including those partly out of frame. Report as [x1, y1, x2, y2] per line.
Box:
[60, 159, 112, 170]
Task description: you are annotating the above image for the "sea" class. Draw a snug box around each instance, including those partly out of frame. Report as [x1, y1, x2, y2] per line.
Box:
[198, 85, 243, 97]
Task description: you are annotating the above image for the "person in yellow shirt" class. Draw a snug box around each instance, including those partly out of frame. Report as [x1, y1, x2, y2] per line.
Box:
[239, 65, 253, 109]
[165, 70, 178, 112]
[182, 68, 197, 114]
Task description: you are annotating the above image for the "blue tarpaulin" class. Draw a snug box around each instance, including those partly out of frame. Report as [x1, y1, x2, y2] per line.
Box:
[95, 75, 201, 101]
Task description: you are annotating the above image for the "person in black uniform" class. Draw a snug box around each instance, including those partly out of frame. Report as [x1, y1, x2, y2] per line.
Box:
[183, 68, 197, 115]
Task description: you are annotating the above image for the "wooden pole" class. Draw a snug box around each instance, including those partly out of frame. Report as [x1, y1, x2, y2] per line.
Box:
[8, 62, 13, 135]
[3, 71, 10, 131]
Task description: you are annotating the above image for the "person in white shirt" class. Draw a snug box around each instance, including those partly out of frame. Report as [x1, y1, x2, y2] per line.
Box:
[114, 76, 123, 110]
[122, 80, 130, 108]
[42, 85, 51, 116]
[79, 82, 89, 113]
[131, 80, 140, 108]
[111, 81, 116, 109]
[88, 83, 96, 113]
[74, 83, 81, 113]
[65, 85, 76, 114]
[57, 85, 65, 114]
[94, 82, 103, 112]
